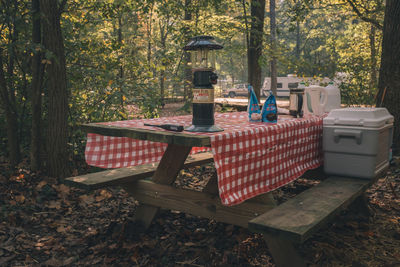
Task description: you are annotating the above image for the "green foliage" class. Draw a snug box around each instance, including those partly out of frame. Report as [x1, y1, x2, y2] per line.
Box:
[262, 0, 383, 105]
[0, 0, 388, 167]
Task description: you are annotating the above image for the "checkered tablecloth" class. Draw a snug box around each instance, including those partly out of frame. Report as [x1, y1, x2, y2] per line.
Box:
[85, 112, 323, 206]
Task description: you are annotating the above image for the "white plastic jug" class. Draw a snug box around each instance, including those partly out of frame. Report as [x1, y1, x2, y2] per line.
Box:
[303, 83, 341, 116]
[303, 85, 325, 116]
[322, 82, 341, 112]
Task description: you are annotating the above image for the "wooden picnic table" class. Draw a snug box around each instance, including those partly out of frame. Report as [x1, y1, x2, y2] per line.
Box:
[66, 112, 378, 267]
[77, 113, 290, 227]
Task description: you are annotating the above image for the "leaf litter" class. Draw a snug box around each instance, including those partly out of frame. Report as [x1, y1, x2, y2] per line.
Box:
[1, 157, 399, 266]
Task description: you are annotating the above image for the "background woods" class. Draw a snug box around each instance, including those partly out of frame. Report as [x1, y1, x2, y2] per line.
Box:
[0, 0, 398, 176]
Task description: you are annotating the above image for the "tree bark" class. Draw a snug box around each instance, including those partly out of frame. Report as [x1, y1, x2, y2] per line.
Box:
[117, 14, 124, 107]
[183, 0, 192, 102]
[160, 31, 166, 106]
[159, 16, 170, 106]
[146, 6, 153, 66]
[248, 0, 266, 100]
[295, 19, 301, 59]
[41, 0, 69, 177]
[0, 3, 21, 167]
[30, 0, 45, 171]
[269, 0, 277, 96]
[369, 22, 377, 91]
[376, 0, 400, 154]
[0, 49, 20, 167]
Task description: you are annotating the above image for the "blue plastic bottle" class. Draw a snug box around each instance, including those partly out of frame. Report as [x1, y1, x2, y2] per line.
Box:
[247, 85, 261, 122]
[261, 90, 278, 123]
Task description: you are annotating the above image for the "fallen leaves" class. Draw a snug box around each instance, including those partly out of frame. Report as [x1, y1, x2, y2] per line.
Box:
[0, 156, 399, 266]
[95, 189, 113, 202]
[36, 180, 47, 190]
[14, 194, 25, 204]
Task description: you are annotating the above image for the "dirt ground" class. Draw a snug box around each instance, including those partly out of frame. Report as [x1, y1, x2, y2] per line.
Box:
[1, 104, 400, 266]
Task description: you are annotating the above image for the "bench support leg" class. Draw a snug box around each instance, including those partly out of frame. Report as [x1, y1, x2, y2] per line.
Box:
[126, 144, 192, 229]
[264, 234, 307, 267]
[350, 193, 372, 217]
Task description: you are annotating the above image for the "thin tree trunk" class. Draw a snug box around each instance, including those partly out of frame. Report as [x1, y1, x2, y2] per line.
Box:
[0, 3, 20, 167]
[248, 0, 266, 100]
[269, 0, 277, 96]
[296, 19, 300, 59]
[41, 0, 69, 177]
[183, 0, 192, 102]
[369, 22, 377, 91]
[0, 50, 20, 167]
[118, 16, 123, 80]
[242, 0, 250, 50]
[31, 0, 45, 171]
[230, 57, 235, 86]
[147, 6, 153, 66]
[117, 14, 124, 107]
[159, 18, 169, 107]
[376, 0, 400, 153]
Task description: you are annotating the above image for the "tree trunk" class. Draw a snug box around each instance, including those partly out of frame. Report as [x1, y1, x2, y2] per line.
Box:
[248, 0, 266, 100]
[30, 0, 45, 171]
[41, 0, 69, 177]
[376, 0, 400, 154]
[183, 0, 192, 102]
[159, 18, 169, 107]
[118, 16, 123, 80]
[117, 14, 124, 107]
[369, 22, 377, 91]
[0, 50, 20, 167]
[269, 0, 277, 96]
[230, 57, 235, 86]
[0, 3, 21, 168]
[146, 6, 153, 66]
[296, 19, 301, 60]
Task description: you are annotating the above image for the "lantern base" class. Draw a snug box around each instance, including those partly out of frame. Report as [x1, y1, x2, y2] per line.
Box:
[185, 124, 223, 132]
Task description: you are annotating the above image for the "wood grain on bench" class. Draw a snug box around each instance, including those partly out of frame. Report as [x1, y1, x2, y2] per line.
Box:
[65, 152, 214, 190]
[249, 176, 371, 244]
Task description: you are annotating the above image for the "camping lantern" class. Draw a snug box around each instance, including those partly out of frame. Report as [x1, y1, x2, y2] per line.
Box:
[183, 36, 223, 132]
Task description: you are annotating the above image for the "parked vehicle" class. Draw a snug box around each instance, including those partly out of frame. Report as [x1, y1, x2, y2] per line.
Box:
[223, 75, 334, 98]
[262, 75, 331, 97]
[224, 83, 248, 98]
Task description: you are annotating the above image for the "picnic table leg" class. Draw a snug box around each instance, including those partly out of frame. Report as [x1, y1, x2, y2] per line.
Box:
[263, 234, 307, 267]
[126, 144, 192, 229]
[203, 171, 278, 208]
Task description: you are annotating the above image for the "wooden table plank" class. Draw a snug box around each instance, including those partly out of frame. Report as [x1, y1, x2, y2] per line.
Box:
[124, 180, 276, 228]
[64, 152, 214, 190]
[81, 123, 211, 147]
[249, 176, 371, 243]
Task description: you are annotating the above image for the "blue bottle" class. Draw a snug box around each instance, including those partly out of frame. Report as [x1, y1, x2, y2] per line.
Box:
[261, 90, 278, 123]
[247, 85, 261, 122]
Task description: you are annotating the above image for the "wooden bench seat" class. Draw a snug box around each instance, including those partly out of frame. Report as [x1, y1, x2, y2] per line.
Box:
[248, 176, 371, 267]
[65, 152, 214, 190]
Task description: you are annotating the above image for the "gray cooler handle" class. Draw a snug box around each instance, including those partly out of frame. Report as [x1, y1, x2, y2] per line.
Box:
[333, 129, 362, 145]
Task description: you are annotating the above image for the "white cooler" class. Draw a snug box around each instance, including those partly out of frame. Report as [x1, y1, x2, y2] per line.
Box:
[323, 107, 394, 179]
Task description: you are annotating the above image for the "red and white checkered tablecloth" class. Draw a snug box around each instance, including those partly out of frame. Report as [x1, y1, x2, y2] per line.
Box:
[85, 112, 323, 206]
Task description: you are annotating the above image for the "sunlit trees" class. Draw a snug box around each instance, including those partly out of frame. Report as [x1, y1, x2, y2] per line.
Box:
[0, 0, 397, 172]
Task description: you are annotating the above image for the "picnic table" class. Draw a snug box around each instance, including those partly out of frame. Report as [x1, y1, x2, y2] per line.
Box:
[66, 112, 374, 267]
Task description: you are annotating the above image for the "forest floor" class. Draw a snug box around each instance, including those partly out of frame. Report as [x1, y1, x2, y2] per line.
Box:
[1, 104, 400, 267]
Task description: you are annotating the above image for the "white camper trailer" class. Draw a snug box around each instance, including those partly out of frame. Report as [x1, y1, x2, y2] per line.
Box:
[262, 75, 331, 97]
[223, 75, 333, 98]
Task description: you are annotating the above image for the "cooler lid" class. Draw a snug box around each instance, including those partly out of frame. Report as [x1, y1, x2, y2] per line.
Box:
[323, 107, 394, 128]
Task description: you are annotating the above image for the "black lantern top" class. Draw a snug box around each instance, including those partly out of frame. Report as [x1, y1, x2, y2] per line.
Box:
[183, 36, 223, 51]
